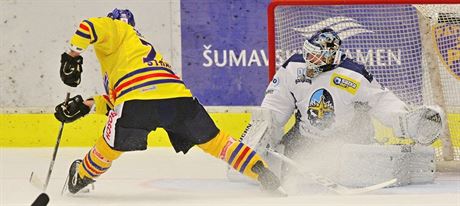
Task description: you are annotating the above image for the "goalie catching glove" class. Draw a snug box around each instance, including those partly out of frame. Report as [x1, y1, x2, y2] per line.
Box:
[54, 95, 90, 123]
[60, 52, 83, 87]
[394, 106, 444, 145]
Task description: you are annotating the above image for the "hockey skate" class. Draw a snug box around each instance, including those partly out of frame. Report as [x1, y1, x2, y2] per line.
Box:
[251, 161, 283, 191]
[63, 159, 95, 194]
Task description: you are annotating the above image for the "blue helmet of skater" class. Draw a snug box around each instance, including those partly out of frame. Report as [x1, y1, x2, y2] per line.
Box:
[303, 28, 342, 78]
[107, 8, 135, 27]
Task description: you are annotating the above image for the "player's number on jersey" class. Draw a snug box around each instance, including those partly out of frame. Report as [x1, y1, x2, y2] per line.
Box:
[139, 38, 156, 66]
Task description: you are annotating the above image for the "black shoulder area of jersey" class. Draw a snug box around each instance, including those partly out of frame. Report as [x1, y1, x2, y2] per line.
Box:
[338, 58, 373, 83]
[282, 54, 305, 69]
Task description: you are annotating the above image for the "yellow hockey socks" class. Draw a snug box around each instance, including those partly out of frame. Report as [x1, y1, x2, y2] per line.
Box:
[197, 131, 265, 180]
[78, 136, 122, 179]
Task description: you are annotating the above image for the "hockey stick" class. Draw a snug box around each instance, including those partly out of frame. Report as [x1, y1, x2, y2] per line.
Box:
[266, 148, 397, 195]
[29, 171, 46, 191]
[30, 92, 70, 192]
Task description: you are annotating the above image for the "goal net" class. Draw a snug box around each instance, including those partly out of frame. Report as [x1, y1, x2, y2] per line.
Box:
[267, 0, 460, 162]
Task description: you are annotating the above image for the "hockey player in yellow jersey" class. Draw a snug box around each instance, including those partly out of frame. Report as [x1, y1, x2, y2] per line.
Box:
[55, 8, 281, 194]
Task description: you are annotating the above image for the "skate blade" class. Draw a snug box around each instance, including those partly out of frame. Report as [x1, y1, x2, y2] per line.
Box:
[275, 187, 288, 197]
[61, 174, 93, 196]
[264, 186, 288, 197]
[62, 187, 92, 196]
[74, 183, 93, 194]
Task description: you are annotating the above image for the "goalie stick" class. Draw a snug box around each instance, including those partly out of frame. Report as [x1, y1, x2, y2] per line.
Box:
[266, 148, 397, 195]
[30, 92, 69, 191]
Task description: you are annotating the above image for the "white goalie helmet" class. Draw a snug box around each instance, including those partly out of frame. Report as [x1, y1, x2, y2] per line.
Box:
[303, 28, 342, 78]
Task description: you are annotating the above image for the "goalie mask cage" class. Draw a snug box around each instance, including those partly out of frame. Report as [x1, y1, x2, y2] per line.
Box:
[268, 0, 460, 164]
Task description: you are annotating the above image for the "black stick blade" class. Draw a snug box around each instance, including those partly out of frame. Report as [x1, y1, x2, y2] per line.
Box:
[31, 193, 49, 206]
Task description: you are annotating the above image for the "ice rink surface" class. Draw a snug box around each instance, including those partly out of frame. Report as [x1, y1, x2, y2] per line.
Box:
[1, 147, 459, 206]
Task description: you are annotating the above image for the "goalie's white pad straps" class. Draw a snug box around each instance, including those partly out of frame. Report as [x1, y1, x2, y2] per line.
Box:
[240, 108, 270, 147]
[240, 108, 284, 152]
[393, 106, 444, 145]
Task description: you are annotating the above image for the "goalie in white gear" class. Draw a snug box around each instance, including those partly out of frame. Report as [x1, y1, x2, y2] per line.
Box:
[229, 28, 445, 187]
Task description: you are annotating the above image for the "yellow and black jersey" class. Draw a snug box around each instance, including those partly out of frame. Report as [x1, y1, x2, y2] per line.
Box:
[70, 17, 192, 107]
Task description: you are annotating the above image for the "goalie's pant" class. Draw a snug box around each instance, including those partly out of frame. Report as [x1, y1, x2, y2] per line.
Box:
[78, 97, 266, 181]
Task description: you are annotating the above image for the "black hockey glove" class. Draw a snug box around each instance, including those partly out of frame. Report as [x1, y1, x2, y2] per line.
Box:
[60, 52, 83, 87]
[54, 95, 90, 123]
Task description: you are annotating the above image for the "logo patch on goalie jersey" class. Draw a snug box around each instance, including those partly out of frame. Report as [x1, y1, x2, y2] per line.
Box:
[307, 89, 335, 130]
[271, 77, 280, 86]
[330, 73, 360, 95]
[295, 68, 312, 84]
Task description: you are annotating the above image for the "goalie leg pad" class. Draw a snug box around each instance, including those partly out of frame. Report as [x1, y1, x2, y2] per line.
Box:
[406, 145, 437, 184]
[336, 144, 435, 187]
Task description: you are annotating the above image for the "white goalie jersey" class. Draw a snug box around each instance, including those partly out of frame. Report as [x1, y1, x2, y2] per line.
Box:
[248, 53, 445, 150]
[262, 54, 408, 142]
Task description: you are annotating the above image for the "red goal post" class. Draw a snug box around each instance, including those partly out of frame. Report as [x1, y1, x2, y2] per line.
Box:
[267, 0, 460, 163]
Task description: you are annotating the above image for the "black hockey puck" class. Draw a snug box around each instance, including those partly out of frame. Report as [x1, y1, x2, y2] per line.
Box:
[31, 193, 49, 206]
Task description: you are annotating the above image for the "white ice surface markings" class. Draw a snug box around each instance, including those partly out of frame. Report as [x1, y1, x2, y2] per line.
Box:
[1, 148, 459, 206]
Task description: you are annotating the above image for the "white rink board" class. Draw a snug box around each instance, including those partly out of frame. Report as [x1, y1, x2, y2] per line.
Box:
[0, 148, 459, 206]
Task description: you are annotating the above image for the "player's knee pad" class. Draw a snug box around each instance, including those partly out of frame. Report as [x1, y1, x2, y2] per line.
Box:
[198, 131, 264, 180]
[79, 136, 123, 179]
[197, 131, 231, 157]
[95, 135, 123, 161]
